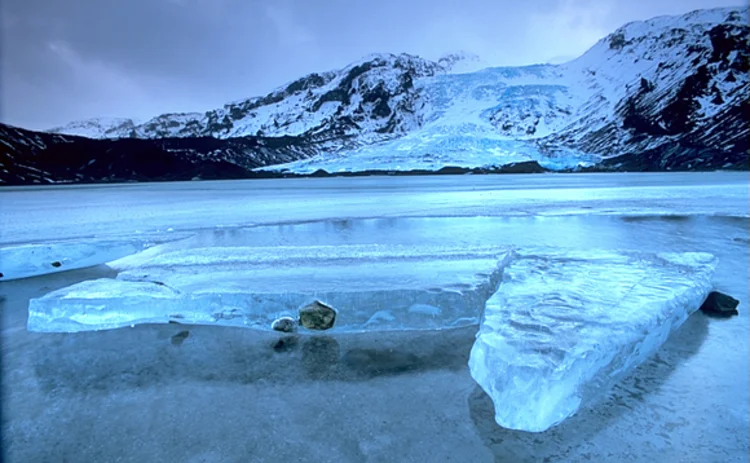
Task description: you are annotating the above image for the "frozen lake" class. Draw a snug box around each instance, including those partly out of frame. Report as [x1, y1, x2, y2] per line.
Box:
[1, 172, 748, 461]
[1, 171, 747, 245]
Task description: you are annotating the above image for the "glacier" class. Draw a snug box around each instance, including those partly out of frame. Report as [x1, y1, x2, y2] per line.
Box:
[260, 65, 599, 174]
[27, 244, 513, 333]
[252, 7, 748, 174]
[469, 249, 717, 432]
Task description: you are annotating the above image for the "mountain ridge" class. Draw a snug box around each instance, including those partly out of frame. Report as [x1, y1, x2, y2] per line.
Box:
[2, 6, 748, 184]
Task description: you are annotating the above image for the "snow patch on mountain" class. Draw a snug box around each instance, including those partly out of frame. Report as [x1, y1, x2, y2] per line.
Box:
[50, 53, 446, 145]
[437, 51, 491, 74]
[128, 112, 205, 138]
[48, 117, 139, 139]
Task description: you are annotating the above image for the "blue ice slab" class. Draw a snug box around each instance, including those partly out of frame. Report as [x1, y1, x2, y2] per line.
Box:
[27, 244, 513, 333]
[469, 249, 717, 432]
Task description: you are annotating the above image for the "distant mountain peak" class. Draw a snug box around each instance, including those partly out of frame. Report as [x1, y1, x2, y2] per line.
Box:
[29, 5, 748, 182]
[437, 51, 489, 74]
[47, 117, 139, 139]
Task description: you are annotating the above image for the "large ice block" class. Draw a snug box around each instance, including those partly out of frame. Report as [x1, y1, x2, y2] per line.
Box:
[28, 244, 513, 333]
[469, 249, 717, 433]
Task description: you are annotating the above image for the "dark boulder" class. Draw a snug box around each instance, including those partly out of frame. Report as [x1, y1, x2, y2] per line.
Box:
[309, 169, 330, 178]
[699, 291, 740, 317]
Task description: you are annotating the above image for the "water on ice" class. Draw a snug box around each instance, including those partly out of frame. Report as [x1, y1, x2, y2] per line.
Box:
[468, 248, 717, 432]
[27, 244, 513, 333]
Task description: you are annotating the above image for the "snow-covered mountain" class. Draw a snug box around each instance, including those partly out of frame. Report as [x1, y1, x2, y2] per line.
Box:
[547, 7, 749, 167]
[48, 117, 140, 139]
[264, 6, 749, 173]
[21, 6, 750, 178]
[50, 53, 453, 146]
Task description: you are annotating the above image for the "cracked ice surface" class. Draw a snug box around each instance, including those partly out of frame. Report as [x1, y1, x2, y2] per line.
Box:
[469, 249, 717, 433]
[27, 244, 513, 333]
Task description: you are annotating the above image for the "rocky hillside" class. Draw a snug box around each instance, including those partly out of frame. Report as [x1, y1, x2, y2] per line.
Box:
[0, 124, 320, 185]
[3, 6, 747, 184]
[49, 53, 459, 147]
[544, 6, 749, 170]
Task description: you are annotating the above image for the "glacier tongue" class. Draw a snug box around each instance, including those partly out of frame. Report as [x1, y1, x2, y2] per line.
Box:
[469, 249, 717, 433]
[27, 245, 513, 333]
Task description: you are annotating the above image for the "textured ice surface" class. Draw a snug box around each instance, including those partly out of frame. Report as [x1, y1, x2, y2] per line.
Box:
[27, 244, 512, 333]
[2, 173, 747, 246]
[0, 240, 151, 281]
[469, 249, 717, 432]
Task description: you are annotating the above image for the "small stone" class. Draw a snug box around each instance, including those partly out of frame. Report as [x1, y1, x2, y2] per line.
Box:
[50, 261, 62, 268]
[299, 300, 337, 330]
[700, 291, 740, 318]
[271, 316, 297, 333]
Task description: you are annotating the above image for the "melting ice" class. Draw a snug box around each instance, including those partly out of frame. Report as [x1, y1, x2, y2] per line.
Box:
[469, 249, 717, 432]
[27, 244, 513, 333]
[25, 242, 718, 433]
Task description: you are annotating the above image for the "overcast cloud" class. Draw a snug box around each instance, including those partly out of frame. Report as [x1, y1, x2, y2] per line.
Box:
[1, 0, 743, 130]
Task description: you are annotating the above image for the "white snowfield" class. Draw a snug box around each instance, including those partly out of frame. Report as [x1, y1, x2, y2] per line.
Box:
[469, 249, 717, 432]
[47, 117, 139, 139]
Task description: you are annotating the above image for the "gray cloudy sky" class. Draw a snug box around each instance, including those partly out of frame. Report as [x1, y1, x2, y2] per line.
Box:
[1, 0, 743, 130]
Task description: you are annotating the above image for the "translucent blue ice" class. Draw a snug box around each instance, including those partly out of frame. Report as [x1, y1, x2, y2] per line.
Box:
[469, 249, 717, 432]
[27, 244, 513, 333]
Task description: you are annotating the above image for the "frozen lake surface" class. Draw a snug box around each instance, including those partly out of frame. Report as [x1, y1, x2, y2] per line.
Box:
[1, 172, 748, 461]
[1, 172, 747, 245]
